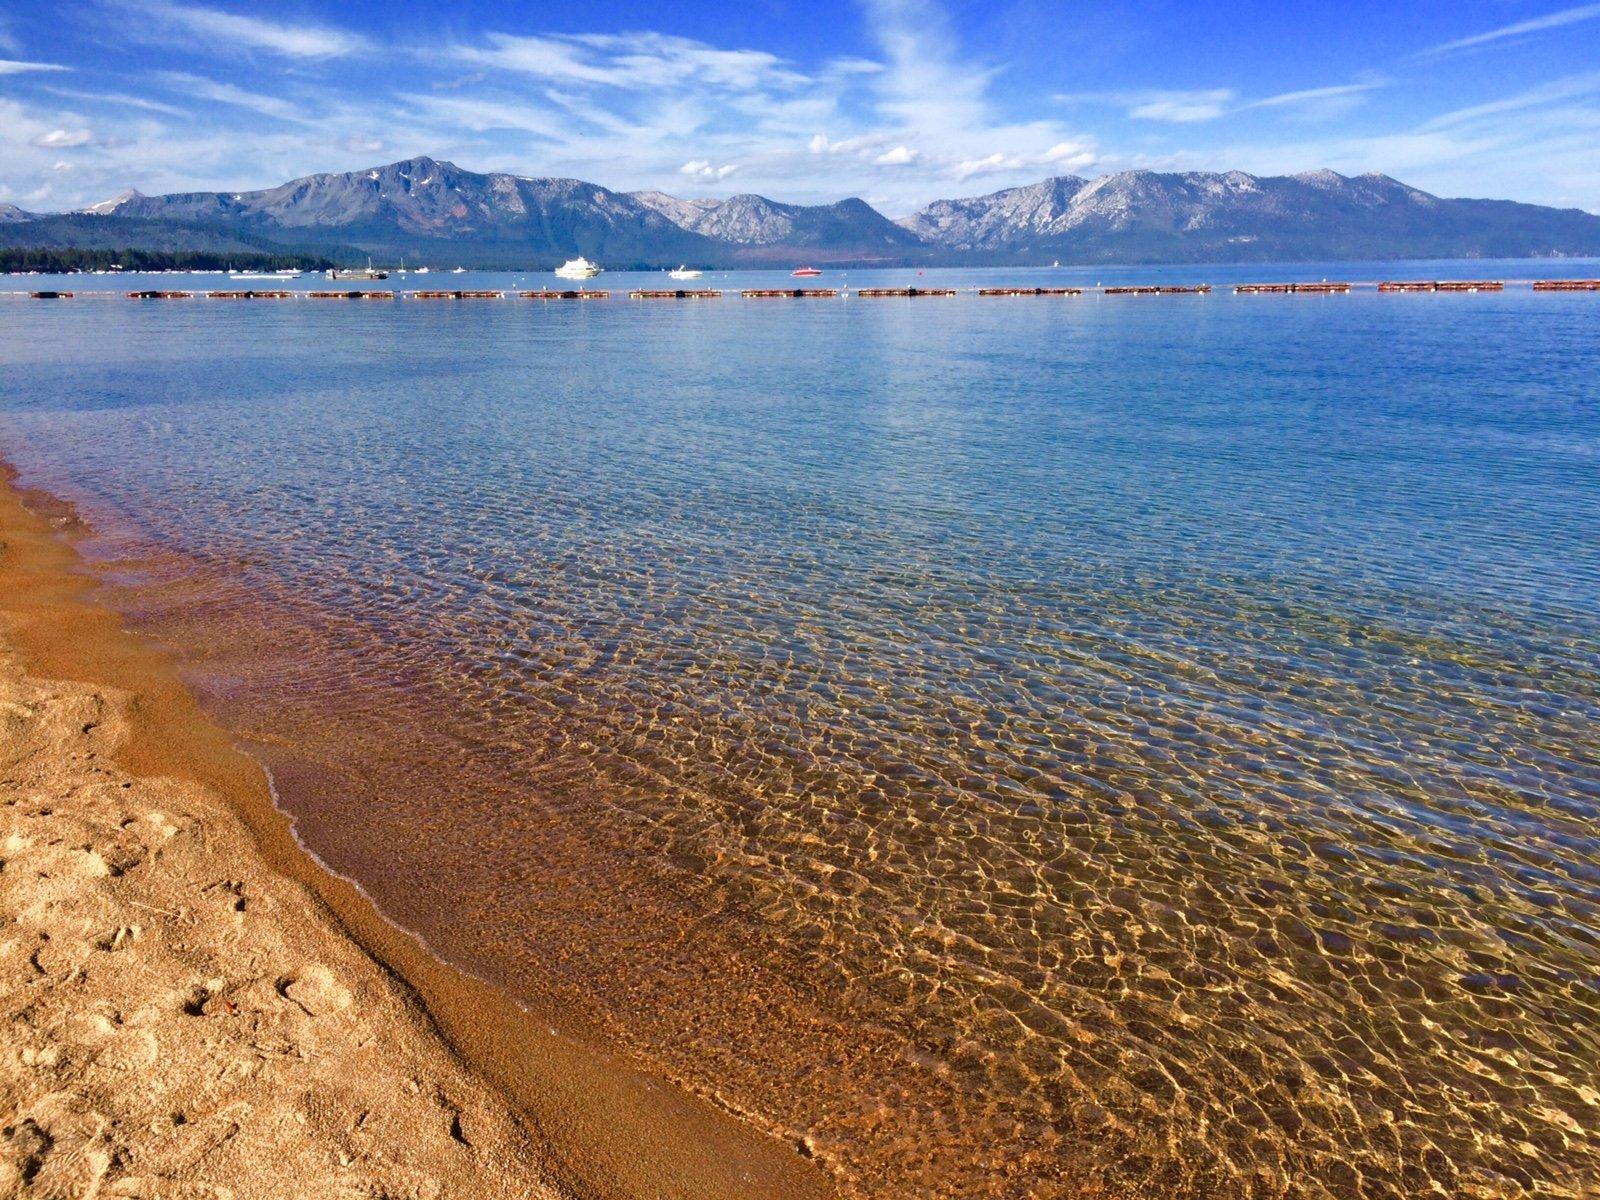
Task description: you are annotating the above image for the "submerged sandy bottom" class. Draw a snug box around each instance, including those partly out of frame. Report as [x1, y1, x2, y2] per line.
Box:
[0, 472, 832, 1200]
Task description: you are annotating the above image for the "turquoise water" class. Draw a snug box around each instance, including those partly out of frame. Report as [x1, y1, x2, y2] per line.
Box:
[3, 262, 1599, 1198]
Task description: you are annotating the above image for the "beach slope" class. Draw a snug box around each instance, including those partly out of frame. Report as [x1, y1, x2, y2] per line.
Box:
[0, 592, 565, 1198]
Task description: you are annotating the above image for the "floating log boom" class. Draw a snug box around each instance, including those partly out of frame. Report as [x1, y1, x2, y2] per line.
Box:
[978, 287, 1083, 296]
[1234, 283, 1351, 294]
[1378, 280, 1503, 292]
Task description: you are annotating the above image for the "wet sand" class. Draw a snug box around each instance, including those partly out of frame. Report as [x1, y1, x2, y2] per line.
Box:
[0, 465, 833, 1200]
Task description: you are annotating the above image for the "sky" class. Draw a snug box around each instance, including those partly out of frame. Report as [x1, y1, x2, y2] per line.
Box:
[1, 0, 1598, 216]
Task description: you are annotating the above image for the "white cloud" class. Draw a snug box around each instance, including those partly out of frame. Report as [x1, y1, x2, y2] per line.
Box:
[0, 58, 68, 75]
[1418, 71, 1600, 130]
[953, 151, 1014, 180]
[31, 128, 93, 149]
[874, 145, 918, 165]
[681, 159, 738, 181]
[1060, 81, 1382, 125]
[119, 0, 367, 58]
[41, 87, 187, 117]
[1128, 89, 1236, 123]
[156, 72, 307, 122]
[1251, 82, 1382, 110]
[1040, 140, 1097, 171]
[457, 31, 806, 92]
[1416, 3, 1600, 58]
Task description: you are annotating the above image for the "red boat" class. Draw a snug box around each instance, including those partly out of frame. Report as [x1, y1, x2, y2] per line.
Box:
[790, 266, 823, 277]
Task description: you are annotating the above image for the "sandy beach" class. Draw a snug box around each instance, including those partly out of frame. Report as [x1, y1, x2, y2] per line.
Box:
[0, 468, 832, 1200]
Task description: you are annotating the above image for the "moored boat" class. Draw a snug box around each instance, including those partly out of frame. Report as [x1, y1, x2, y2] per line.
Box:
[791, 266, 823, 277]
[555, 256, 603, 280]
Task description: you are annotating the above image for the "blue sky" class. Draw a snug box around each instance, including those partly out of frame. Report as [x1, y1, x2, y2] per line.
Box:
[2, 0, 1598, 214]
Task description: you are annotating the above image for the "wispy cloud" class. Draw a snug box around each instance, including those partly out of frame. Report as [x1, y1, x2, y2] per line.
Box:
[1415, 2, 1600, 58]
[1128, 89, 1235, 123]
[40, 86, 188, 117]
[1418, 71, 1600, 130]
[1062, 81, 1382, 124]
[115, 0, 368, 58]
[0, 58, 68, 75]
[155, 72, 309, 122]
[456, 31, 806, 92]
[1249, 82, 1383, 112]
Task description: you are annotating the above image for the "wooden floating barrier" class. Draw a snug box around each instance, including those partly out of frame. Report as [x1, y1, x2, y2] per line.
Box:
[1533, 279, 1600, 291]
[306, 290, 394, 300]
[207, 290, 295, 300]
[407, 290, 505, 299]
[740, 288, 840, 298]
[518, 290, 609, 300]
[1104, 285, 1211, 295]
[978, 287, 1083, 296]
[1378, 280, 1503, 292]
[629, 289, 722, 299]
[1234, 282, 1352, 294]
[126, 290, 193, 299]
[855, 287, 958, 297]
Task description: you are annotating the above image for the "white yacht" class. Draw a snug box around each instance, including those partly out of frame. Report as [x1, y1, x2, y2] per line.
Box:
[555, 256, 603, 280]
[668, 265, 702, 280]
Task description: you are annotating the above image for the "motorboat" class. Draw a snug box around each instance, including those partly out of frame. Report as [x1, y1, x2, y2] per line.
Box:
[326, 263, 388, 281]
[791, 266, 823, 277]
[668, 265, 703, 280]
[556, 257, 603, 279]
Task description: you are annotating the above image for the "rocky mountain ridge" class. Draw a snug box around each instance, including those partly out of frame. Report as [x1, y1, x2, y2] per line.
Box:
[4, 156, 1596, 266]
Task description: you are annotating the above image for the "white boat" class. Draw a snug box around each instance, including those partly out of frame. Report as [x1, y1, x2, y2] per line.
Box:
[414, 266, 430, 275]
[451, 266, 467, 274]
[555, 256, 603, 280]
[229, 270, 300, 280]
[326, 260, 388, 281]
[668, 265, 702, 280]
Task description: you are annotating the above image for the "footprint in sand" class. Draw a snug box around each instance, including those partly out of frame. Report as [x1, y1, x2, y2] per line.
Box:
[276, 965, 353, 1018]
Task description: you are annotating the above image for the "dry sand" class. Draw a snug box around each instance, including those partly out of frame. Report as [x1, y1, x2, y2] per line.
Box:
[0, 468, 832, 1200]
[0, 639, 565, 1200]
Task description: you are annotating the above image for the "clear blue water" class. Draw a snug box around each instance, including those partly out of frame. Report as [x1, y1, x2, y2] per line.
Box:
[3, 262, 1599, 1199]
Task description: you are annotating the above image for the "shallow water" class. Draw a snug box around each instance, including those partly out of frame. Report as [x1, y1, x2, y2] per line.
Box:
[4, 262, 1599, 1198]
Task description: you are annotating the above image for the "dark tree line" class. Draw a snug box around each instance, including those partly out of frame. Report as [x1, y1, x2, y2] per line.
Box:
[0, 247, 334, 273]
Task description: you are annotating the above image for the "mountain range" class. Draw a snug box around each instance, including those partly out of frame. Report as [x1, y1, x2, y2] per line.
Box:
[3, 155, 1598, 267]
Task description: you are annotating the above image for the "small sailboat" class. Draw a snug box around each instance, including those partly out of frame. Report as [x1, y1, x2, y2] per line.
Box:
[555, 256, 603, 279]
[791, 266, 823, 277]
[668, 265, 702, 280]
